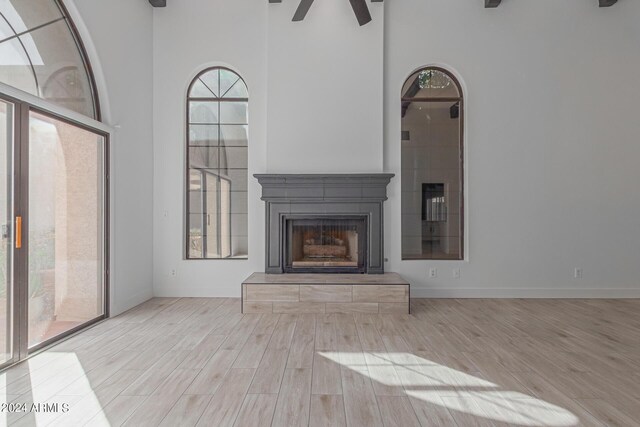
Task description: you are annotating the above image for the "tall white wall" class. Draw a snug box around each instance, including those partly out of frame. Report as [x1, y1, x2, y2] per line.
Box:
[67, 0, 155, 313]
[385, 0, 640, 297]
[152, 0, 268, 297]
[266, 0, 384, 173]
[151, 0, 640, 298]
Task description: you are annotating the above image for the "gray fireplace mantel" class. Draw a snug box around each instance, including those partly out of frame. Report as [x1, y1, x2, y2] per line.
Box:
[254, 174, 395, 274]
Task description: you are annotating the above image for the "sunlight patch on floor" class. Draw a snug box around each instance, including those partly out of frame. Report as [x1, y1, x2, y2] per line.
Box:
[319, 351, 579, 427]
[23, 352, 103, 425]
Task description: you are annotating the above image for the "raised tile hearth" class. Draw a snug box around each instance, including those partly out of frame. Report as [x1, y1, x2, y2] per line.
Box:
[241, 273, 410, 314]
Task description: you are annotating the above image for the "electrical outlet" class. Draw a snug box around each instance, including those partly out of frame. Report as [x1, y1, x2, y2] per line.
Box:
[574, 268, 582, 279]
[429, 268, 438, 278]
[453, 268, 461, 279]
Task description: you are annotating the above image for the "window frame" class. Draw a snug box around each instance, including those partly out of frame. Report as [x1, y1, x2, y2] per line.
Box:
[57, 0, 102, 121]
[184, 66, 249, 261]
[0, 0, 101, 120]
[400, 66, 465, 261]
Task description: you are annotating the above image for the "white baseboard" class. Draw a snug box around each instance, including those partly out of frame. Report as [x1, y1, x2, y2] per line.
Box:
[410, 288, 640, 299]
[152, 287, 640, 299]
[153, 286, 239, 298]
[110, 288, 154, 316]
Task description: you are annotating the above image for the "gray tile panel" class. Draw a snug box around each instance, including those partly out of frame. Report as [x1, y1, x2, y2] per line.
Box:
[255, 174, 394, 274]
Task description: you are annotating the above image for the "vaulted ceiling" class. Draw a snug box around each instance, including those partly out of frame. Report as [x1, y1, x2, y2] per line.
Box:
[485, 0, 617, 7]
[148, 0, 619, 11]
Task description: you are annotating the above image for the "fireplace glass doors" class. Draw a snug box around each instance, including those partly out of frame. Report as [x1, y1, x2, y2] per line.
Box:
[285, 218, 367, 273]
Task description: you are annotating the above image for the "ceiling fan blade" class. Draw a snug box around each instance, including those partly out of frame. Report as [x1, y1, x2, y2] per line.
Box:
[292, 0, 315, 21]
[349, 0, 372, 26]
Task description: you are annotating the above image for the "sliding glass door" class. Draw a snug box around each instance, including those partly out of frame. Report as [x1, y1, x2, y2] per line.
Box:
[0, 90, 108, 367]
[27, 110, 106, 349]
[0, 99, 14, 365]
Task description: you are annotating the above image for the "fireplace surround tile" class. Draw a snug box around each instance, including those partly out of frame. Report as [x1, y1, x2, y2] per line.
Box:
[255, 174, 394, 274]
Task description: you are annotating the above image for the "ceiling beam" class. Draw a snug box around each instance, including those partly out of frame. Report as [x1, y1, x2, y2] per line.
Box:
[485, 0, 617, 8]
[149, 0, 166, 7]
[401, 77, 421, 118]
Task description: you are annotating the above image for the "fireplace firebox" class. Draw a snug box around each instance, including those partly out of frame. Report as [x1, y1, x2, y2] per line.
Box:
[285, 217, 367, 273]
[255, 174, 394, 274]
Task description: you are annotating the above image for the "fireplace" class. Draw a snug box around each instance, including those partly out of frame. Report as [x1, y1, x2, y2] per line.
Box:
[255, 174, 394, 274]
[285, 217, 367, 273]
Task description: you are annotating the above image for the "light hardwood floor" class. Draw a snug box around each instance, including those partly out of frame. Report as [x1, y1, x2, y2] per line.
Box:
[1, 298, 639, 426]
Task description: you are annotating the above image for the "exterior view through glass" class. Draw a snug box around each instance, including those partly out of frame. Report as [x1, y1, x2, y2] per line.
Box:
[0, 0, 107, 368]
[187, 67, 248, 259]
[28, 110, 105, 348]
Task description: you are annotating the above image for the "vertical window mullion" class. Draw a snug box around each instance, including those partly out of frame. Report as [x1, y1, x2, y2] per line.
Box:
[217, 95, 221, 258]
[200, 170, 206, 258]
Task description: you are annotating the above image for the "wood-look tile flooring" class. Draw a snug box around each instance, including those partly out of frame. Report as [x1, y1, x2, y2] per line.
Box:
[1, 298, 640, 426]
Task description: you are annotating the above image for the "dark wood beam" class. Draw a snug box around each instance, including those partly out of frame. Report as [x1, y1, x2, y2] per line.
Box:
[401, 77, 421, 118]
[599, 0, 617, 6]
[149, 0, 166, 7]
[485, 0, 501, 7]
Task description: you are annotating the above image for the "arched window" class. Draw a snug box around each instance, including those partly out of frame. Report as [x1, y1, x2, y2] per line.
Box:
[186, 67, 248, 259]
[0, 0, 100, 119]
[401, 67, 463, 260]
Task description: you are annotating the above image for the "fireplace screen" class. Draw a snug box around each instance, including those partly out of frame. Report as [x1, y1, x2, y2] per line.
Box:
[285, 218, 367, 273]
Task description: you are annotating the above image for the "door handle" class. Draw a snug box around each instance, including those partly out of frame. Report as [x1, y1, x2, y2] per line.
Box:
[15, 216, 22, 249]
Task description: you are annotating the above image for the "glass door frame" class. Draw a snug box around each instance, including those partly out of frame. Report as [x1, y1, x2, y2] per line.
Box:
[0, 95, 18, 369]
[0, 82, 111, 368]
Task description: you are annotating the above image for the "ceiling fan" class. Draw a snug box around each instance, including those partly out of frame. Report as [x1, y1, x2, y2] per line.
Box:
[269, 0, 383, 26]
